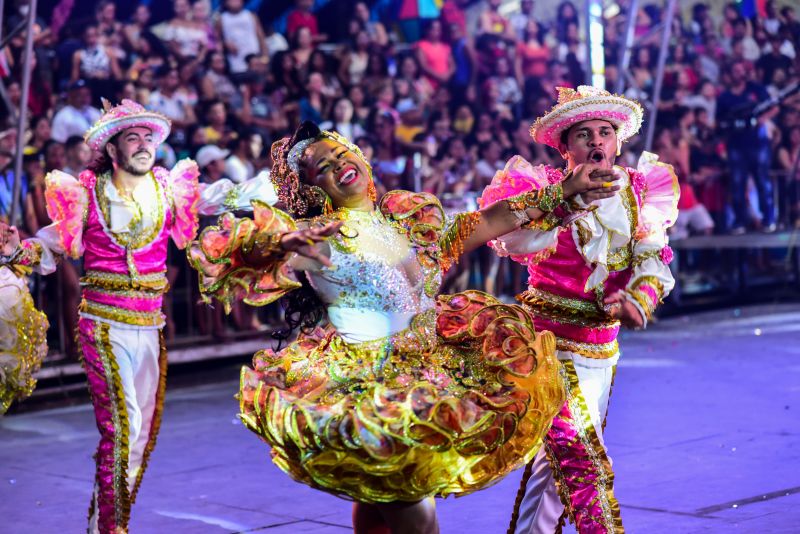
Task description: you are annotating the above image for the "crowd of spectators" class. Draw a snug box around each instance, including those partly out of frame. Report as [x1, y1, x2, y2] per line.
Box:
[1, 0, 800, 349]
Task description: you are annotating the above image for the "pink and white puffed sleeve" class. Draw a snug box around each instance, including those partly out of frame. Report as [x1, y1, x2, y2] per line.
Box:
[9, 170, 90, 275]
[478, 157, 565, 265]
[167, 159, 201, 249]
[196, 169, 279, 215]
[625, 152, 680, 326]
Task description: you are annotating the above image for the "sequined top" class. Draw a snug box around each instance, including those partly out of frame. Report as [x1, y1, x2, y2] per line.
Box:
[190, 190, 464, 344]
[309, 208, 438, 313]
[307, 207, 441, 343]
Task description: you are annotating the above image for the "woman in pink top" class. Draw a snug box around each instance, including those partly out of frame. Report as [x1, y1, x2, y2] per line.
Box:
[516, 20, 550, 79]
[415, 20, 454, 90]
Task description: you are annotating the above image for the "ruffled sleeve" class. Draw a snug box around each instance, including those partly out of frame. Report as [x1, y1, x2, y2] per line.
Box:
[187, 201, 301, 313]
[44, 170, 89, 259]
[197, 170, 279, 216]
[379, 191, 449, 291]
[625, 152, 679, 325]
[3, 170, 92, 276]
[379, 190, 445, 247]
[166, 159, 201, 249]
[478, 157, 564, 265]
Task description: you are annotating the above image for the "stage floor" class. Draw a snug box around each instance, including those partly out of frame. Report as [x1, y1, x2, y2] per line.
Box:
[2, 304, 800, 533]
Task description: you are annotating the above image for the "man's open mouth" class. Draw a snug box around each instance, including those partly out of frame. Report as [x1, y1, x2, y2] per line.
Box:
[589, 150, 605, 163]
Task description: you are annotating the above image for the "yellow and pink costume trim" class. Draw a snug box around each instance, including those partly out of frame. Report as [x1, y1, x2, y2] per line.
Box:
[79, 318, 131, 532]
[481, 152, 677, 533]
[35, 162, 199, 532]
[190, 191, 566, 503]
[0, 267, 49, 414]
[542, 360, 622, 533]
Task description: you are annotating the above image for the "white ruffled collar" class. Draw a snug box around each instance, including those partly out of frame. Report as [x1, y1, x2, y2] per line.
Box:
[571, 166, 633, 292]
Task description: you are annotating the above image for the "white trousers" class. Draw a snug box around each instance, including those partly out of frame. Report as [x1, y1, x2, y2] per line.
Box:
[514, 361, 616, 534]
[80, 319, 163, 534]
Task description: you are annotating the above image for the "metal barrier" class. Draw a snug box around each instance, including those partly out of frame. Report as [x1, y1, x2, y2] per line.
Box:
[32, 248, 280, 363]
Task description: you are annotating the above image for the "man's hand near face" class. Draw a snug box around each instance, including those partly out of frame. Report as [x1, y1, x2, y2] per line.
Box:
[562, 163, 620, 202]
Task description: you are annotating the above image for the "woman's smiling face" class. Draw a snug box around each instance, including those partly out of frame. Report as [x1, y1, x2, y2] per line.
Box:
[301, 138, 372, 208]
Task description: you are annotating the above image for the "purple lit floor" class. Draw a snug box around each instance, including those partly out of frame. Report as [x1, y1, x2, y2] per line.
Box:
[2, 304, 799, 533]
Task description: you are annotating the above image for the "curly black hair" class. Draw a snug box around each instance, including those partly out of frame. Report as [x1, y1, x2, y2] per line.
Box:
[272, 121, 329, 347]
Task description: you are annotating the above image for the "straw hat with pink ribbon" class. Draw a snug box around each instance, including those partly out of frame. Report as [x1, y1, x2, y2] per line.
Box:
[530, 86, 643, 151]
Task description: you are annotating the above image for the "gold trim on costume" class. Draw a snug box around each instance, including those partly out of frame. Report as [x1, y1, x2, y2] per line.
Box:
[519, 287, 619, 328]
[439, 211, 482, 271]
[95, 321, 133, 529]
[131, 330, 167, 503]
[95, 171, 165, 250]
[556, 360, 623, 532]
[80, 299, 164, 327]
[556, 338, 619, 359]
[81, 270, 168, 292]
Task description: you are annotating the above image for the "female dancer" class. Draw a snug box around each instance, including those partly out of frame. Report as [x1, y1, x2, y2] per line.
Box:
[0, 263, 48, 414]
[189, 122, 618, 533]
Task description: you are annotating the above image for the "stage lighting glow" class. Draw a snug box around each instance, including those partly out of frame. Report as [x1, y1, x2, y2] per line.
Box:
[586, 0, 606, 89]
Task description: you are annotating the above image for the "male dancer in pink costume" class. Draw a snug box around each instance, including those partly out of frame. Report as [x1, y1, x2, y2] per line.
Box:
[480, 86, 679, 533]
[0, 100, 272, 533]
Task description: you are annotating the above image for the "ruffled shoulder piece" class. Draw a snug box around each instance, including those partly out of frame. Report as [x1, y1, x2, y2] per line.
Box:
[478, 157, 562, 208]
[477, 159, 564, 267]
[188, 200, 301, 313]
[634, 151, 680, 237]
[166, 159, 201, 249]
[379, 190, 445, 247]
[44, 170, 90, 258]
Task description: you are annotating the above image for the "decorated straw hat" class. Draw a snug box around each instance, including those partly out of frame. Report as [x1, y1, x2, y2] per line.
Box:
[84, 99, 171, 151]
[530, 86, 643, 150]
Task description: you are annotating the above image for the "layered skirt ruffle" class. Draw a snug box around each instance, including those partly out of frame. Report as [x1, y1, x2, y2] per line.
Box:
[239, 290, 564, 503]
[0, 268, 49, 414]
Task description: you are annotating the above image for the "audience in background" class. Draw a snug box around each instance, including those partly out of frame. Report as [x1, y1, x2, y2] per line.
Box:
[2, 0, 800, 347]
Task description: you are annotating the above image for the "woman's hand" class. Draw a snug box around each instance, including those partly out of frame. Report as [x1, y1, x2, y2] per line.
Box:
[0, 223, 20, 257]
[603, 291, 644, 329]
[279, 220, 343, 268]
[562, 164, 621, 202]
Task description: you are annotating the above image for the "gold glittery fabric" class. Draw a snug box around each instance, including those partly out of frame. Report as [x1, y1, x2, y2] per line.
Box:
[239, 290, 564, 503]
[0, 271, 49, 414]
[188, 192, 565, 502]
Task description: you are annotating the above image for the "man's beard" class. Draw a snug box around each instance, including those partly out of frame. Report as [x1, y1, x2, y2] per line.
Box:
[120, 153, 154, 176]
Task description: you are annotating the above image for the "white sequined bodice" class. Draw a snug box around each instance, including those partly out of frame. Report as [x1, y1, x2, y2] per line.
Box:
[307, 209, 440, 317]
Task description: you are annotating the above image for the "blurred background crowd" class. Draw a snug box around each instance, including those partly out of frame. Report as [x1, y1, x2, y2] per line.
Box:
[1, 0, 799, 356]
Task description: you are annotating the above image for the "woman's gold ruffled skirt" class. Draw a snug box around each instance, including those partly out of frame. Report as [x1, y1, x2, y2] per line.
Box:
[239, 290, 564, 503]
[0, 268, 49, 414]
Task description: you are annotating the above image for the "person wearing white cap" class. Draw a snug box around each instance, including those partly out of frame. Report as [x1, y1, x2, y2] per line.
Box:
[196, 144, 229, 172]
[480, 86, 679, 534]
[0, 99, 275, 533]
[196, 144, 230, 182]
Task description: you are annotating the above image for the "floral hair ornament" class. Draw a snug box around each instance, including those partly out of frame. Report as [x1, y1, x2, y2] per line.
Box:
[530, 85, 643, 150]
[84, 98, 171, 152]
[271, 126, 376, 217]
